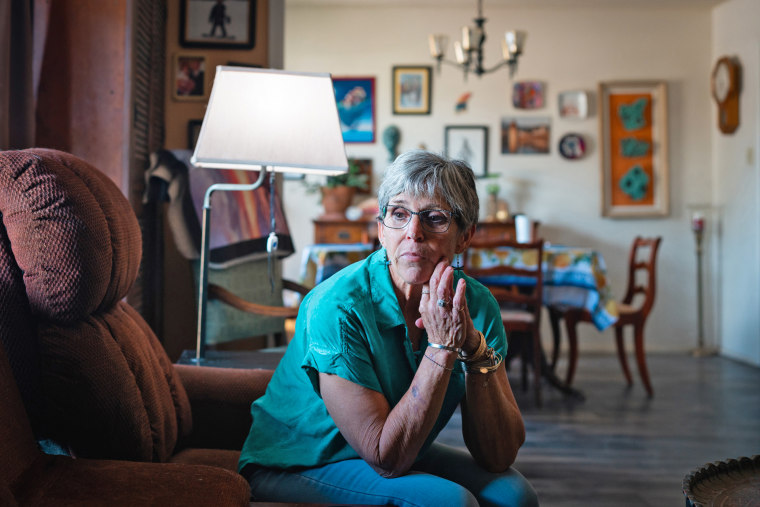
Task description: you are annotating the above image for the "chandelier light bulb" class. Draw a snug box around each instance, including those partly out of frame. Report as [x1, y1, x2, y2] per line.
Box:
[428, 34, 448, 58]
[454, 41, 466, 64]
[428, 0, 526, 80]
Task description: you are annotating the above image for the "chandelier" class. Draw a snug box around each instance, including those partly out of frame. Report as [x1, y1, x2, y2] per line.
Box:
[428, 0, 526, 80]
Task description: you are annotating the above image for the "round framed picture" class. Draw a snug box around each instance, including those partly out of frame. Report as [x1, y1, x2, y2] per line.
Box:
[558, 133, 586, 160]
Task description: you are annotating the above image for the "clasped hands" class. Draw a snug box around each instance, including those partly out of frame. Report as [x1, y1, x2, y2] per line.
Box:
[415, 259, 480, 355]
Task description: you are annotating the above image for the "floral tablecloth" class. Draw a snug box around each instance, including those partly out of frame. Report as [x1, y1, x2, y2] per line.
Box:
[464, 244, 619, 330]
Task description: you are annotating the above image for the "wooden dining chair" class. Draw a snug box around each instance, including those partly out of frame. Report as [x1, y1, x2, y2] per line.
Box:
[548, 236, 662, 396]
[464, 239, 545, 406]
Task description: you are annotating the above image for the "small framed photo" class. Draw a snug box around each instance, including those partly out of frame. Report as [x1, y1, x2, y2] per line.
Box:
[392, 66, 432, 115]
[559, 90, 590, 119]
[187, 119, 203, 149]
[444, 125, 489, 178]
[333, 77, 376, 143]
[512, 81, 545, 109]
[173, 54, 207, 101]
[501, 117, 551, 154]
[180, 0, 256, 50]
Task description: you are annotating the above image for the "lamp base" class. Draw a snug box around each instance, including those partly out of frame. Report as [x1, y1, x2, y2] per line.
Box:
[691, 346, 719, 358]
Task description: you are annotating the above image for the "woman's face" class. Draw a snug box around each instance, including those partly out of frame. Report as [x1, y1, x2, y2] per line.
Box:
[378, 192, 473, 291]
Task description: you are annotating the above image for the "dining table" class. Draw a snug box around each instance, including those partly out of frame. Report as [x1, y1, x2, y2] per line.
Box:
[463, 243, 619, 399]
[297, 241, 617, 399]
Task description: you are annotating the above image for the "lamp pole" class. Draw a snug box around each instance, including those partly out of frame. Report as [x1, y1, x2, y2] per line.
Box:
[194, 169, 267, 363]
[691, 211, 716, 357]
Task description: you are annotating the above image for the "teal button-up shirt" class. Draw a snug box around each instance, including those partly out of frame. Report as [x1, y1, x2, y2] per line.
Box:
[238, 248, 507, 471]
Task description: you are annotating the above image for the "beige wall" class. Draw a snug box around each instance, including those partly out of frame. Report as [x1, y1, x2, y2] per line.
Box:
[281, 3, 716, 354]
[712, 0, 760, 366]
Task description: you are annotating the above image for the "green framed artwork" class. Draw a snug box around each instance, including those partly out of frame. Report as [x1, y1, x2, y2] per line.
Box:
[599, 81, 669, 217]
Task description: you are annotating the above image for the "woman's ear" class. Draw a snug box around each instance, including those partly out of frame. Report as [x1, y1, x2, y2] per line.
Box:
[377, 219, 385, 247]
[455, 224, 477, 254]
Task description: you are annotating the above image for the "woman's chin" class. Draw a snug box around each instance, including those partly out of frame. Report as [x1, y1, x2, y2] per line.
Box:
[391, 265, 433, 287]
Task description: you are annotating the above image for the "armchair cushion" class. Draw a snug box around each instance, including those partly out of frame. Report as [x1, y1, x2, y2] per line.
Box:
[12, 456, 249, 506]
[175, 364, 273, 451]
[0, 149, 192, 462]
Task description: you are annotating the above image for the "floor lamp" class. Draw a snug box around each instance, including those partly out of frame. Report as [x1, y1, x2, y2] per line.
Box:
[190, 66, 348, 363]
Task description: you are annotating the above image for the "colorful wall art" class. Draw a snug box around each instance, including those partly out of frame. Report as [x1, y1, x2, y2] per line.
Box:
[599, 81, 669, 217]
[501, 117, 551, 154]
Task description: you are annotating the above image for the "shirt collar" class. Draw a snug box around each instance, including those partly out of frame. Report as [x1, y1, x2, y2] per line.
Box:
[369, 248, 405, 331]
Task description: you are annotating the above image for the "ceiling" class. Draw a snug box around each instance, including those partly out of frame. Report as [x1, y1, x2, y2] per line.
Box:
[287, 0, 727, 9]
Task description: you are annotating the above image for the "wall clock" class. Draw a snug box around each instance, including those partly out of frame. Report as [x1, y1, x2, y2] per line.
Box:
[711, 56, 740, 134]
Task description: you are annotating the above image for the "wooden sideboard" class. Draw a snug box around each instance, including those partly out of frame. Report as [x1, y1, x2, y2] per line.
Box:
[313, 218, 377, 244]
[313, 217, 538, 245]
[473, 219, 541, 243]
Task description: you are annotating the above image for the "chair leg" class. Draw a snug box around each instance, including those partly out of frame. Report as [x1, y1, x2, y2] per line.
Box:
[532, 329, 542, 407]
[614, 325, 633, 386]
[633, 324, 654, 397]
[548, 307, 562, 372]
[564, 312, 580, 386]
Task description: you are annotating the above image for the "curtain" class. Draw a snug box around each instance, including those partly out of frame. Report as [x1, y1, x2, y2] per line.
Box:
[0, 0, 50, 150]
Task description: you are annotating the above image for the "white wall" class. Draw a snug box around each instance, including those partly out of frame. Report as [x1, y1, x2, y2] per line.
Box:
[281, 3, 717, 353]
[712, 0, 760, 366]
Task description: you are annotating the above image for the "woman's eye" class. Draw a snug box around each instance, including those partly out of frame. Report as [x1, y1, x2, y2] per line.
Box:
[425, 212, 447, 223]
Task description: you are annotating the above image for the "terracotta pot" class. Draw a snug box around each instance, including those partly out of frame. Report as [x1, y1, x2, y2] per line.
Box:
[321, 185, 355, 219]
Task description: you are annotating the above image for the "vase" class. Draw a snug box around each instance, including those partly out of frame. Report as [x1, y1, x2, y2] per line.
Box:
[321, 186, 356, 219]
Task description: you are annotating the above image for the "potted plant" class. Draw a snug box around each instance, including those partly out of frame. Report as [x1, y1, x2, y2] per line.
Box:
[309, 159, 370, 219]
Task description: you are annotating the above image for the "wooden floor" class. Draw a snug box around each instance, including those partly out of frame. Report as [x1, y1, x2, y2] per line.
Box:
[436, 353, 760, 507]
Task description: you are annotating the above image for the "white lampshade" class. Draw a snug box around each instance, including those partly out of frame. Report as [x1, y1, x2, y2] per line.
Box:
[191, 66, 348, 176]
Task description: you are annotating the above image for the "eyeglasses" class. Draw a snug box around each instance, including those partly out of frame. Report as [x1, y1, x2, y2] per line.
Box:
[380, 205, 456, 234]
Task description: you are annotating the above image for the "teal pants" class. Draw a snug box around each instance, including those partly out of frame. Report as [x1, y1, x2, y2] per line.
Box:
[243, 442, 539, 507]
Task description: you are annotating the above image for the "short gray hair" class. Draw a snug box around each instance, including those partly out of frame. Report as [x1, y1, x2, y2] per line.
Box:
[377, 150, 479, 231]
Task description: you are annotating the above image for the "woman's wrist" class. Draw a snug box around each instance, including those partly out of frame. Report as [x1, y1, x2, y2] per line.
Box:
[459, 330, 487, 362]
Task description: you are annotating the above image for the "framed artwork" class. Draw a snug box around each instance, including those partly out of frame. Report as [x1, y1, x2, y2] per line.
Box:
[333, 77, 375, 143]
[392, 66, 432, 115]
[187, 119, 203, 149]
[180, 0, 256, 50]
[512, 81, 544, 109]
[559, 90, 589, 119]
[558, 133, 586, 160]
[599, 81, 669, 217]
[173, 54, 207, 101]
[444, 126, 488, 178]
[500, 117, 551, 154]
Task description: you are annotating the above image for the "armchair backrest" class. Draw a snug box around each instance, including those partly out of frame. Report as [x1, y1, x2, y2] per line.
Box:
[0, 149, 192, 462]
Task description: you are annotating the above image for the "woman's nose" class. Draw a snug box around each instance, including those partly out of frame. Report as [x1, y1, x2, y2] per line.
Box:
[406, 214, 425, 240]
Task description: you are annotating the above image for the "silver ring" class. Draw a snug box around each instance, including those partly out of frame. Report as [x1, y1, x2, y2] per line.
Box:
[421, 289, 430, 295]
[437, 298, 449, 307]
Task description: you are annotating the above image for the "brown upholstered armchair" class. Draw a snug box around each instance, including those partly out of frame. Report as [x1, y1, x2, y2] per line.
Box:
[0, 149, 273, 505]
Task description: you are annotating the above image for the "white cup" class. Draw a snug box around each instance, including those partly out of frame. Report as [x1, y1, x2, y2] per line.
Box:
[514, 214, 530, 243]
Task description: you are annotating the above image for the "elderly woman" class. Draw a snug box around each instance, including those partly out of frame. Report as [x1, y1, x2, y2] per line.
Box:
[238, 150, 538, 506]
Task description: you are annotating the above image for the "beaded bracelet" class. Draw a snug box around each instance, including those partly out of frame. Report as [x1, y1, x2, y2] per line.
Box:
[427, 342, 462, 354]
[424, 353, 455, 371]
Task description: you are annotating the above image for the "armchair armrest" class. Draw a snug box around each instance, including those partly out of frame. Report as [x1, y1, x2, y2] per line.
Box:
[174, 364, 273, 450]
[209, 284, 299, 318]
[283, 278, 310, 296]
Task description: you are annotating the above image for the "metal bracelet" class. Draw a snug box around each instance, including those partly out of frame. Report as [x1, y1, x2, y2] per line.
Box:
[428, 342, 462, 354]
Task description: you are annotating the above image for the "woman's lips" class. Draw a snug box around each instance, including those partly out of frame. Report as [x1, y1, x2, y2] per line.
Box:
[398, 251, 427, 262]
